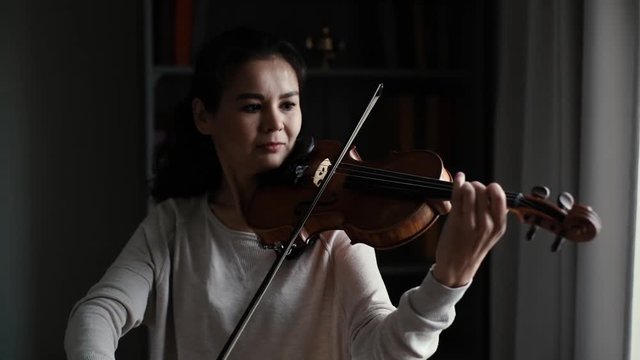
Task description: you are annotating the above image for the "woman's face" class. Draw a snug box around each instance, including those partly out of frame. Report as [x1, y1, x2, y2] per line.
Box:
[195, 56, 302, 181]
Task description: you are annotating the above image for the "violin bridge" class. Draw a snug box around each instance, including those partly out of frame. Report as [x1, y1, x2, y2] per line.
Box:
[313, 158, 332, 187]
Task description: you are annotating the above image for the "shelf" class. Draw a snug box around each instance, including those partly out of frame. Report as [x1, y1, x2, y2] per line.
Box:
[307, 68, 468, 80]
[153, 66, 192, 82]
[152, 65, 469, 84]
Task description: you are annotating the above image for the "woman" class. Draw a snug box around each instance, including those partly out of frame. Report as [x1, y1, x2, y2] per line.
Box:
[65, 27, 507, 359]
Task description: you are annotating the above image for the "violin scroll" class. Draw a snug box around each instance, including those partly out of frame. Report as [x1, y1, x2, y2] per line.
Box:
[511, 186, 602, 251]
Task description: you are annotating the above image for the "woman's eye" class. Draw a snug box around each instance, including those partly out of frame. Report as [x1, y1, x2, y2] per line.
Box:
[242, 104, 261, 113]
[281, 101, 297, 111]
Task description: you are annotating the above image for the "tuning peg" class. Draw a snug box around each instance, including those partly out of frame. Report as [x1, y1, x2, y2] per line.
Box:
[549, 192, 573, 251]
[557, 192, 575, 210]
[531, 185, 551, 199]
[551, 235, 565, 252]
[526, 186, 549, 240]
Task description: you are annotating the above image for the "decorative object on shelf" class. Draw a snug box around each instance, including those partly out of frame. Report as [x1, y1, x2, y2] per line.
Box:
[305, 26, 345, 68]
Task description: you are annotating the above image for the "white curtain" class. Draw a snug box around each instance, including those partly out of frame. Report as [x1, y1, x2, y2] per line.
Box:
[491, 0, 638, 359]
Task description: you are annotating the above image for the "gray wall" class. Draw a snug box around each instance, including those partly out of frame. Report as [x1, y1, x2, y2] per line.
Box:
[1, 1, 146, 358]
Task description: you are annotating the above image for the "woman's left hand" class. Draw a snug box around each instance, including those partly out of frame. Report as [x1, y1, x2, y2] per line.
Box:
[432, 172, 507, 287]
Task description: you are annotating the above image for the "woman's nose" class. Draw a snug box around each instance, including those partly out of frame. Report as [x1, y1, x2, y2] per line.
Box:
[260, 107, 284, 132]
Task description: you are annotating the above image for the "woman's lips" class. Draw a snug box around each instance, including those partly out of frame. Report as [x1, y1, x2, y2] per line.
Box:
[258, 142, 285, 153]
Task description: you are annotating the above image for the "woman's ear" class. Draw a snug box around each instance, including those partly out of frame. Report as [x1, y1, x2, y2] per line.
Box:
[192, 98, 212, 135]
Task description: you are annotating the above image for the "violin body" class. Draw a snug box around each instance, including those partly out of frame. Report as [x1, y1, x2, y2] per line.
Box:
[246, 140, 452, 250]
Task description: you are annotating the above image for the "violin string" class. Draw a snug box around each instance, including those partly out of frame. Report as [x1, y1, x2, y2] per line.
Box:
[337, 162, 454, 192]
[339, 162, 450, 187]
[341, 170, 452, 198]
[344, 180, 453, 199]
[341, 168, 549, 214]
[341, 169, 554, 216]
[334, 162, 549, 213]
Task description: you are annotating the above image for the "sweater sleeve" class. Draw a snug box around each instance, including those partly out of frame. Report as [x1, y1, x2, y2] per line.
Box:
[334, 235, 469, 360]
[64, 208, 167, 360]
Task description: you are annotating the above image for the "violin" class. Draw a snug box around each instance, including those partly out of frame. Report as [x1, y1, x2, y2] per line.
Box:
[245, 137, 602, 253]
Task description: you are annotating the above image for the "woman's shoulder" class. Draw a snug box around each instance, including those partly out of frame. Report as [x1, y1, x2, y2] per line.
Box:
[156, 195, 204, 215]
[143, 195, 207, 233]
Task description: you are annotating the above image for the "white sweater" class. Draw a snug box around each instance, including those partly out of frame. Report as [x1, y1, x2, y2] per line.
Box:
[65, 196, 468, 359]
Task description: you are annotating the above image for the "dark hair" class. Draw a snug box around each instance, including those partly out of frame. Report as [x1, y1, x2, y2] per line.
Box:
[150, 28, 307, 203]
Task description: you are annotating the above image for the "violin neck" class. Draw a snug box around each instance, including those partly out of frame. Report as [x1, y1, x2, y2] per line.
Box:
[342, 164, 523, 209]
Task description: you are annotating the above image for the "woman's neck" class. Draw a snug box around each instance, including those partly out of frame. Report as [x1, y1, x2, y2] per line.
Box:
[209, 176, 255, 232]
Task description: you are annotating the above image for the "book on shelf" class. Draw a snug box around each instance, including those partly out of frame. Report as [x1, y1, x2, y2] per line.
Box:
[423, 94, 455, 162]
[401, 0, 460, 70]
[153, 0, 174, 65]
[152, 0, 193, 65]
[174, 0, 193, 65]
